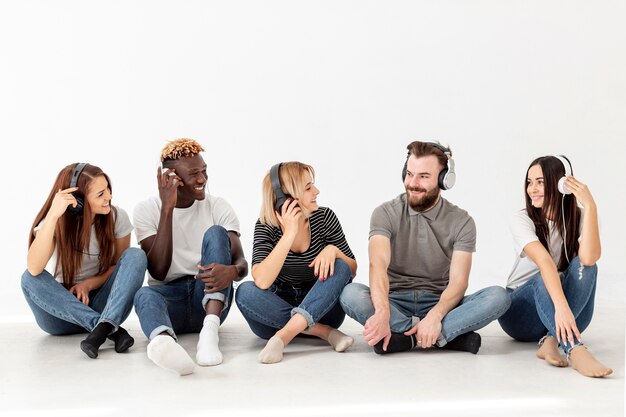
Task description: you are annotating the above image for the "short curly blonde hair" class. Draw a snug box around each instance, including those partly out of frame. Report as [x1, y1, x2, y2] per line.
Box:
[161, 138, 205, 162]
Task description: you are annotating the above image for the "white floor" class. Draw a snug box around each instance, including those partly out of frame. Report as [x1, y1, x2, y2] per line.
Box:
[1, 280, 623, 417]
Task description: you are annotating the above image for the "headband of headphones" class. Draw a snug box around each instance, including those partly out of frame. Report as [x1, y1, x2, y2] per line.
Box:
[554, 155, 572, 177]
[402, 141, 456, 190]
[70, 163, 88, 188]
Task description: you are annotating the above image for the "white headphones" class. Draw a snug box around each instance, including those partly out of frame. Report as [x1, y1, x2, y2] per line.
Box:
[402, 141, 456, 190]
[555, 155, 572, 195]
[554, 155, 574, 264]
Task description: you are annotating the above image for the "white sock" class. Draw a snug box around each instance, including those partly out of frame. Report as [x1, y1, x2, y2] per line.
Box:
[147, 335, 195, 376]
[328, 329, 354, 352]
[196, 314, 222, 366]
[258, 335, 285, 364]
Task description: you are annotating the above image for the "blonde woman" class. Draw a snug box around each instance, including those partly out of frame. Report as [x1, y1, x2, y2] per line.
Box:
[235, 162, 357, 364]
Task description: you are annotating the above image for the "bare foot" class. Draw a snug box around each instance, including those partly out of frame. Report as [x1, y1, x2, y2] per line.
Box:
[536, 336, 567, 367]
[569, 345, 613, 378]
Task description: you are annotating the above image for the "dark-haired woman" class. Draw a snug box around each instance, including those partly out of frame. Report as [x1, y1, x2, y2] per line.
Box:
[21, 163, 146, 359]
[498, 155, 611, 377]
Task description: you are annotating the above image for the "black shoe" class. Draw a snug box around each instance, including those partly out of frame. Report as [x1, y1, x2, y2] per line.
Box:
[373, 333, 415, 355]
[107, 327, 134, 353]
[80, 322, 113, 359]
[80, 339, 99, 359]
[439, 331, 481, 354]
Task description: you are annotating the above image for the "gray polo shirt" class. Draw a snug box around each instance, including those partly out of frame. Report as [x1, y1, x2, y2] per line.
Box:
[370, 193, 476, 294]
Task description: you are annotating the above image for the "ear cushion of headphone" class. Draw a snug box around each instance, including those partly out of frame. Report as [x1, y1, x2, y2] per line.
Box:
[558, 176, 572, 195]
[438, 168, 448, 190]
[555, 155, 572, 195]
[275, 195, 288, 212]
[440, 169, 457, 190]
[67, 195, 84, 215]
[270, 163, 292, 212]
[68, 162, 87, 216]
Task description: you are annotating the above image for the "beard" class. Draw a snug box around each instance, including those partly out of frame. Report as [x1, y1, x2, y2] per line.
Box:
[406, 185, 440, 212]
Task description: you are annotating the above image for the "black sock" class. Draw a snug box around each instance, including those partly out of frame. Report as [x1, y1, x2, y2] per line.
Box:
[374, 333, 416, 355]
[107, 327, 134, 353]
[80, 322, 113, 359]
[439, 331, 481, 354]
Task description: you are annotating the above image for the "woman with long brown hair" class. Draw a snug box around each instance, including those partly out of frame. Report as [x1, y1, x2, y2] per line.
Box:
[498, 155, 611, 377]
[21, 163, 146, 359]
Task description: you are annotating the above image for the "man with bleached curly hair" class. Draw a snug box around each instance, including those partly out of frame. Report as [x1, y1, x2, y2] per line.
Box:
[133, 138, 248, 375]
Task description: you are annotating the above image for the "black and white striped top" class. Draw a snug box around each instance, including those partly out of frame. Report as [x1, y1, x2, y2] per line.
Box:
[252, 207, 355, 285]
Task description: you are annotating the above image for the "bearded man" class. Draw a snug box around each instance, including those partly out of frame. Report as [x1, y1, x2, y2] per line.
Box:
[340, 141, 510, 355]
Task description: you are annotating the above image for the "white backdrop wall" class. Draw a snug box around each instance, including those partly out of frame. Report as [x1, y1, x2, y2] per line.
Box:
[1, 1, 624, 318]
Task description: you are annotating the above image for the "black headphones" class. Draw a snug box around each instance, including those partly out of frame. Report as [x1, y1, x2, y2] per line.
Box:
[67, 163, 88, 215]
[269, 163, 293, 212]
[402, 141, 456, 190]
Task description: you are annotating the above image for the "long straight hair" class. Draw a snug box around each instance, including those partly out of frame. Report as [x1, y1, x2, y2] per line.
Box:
[525, 156, 581, 271]
[29, 163, 117, 288]
[259, 162, 315, 227]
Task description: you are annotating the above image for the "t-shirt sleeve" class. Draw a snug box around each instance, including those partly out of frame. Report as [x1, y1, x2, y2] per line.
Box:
[33, 219, 45, 236]
[369, 204, 393, 240]
[251, 220, 277, 266]
[211, 197, 241, 236]
[133, 200, 157, 244]
[113, 207, 134, 238]
[323, 208, 355, 259]
[453, 214, 476, 253]
[509, 210, 539, 258]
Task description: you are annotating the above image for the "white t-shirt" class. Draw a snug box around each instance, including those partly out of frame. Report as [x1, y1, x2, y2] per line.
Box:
[133, 194, 240, 285]
[35, 206, 134, 284]
[506, 209, 583, 289]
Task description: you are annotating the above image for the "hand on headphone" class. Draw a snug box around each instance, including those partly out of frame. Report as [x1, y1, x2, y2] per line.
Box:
[49, 188, 79, 219]
[276, 198, 302, 237]
[563, 177, 595, 209]
[157, 166, 182, 210]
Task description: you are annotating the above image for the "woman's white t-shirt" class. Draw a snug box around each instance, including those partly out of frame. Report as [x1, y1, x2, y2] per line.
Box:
[34, 206, 133, 284]
[506, 208, 586, 289]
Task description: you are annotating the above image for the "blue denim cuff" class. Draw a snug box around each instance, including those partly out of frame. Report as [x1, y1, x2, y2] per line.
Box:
[97, 318, 119, 334]
[291, 307, 315, 330]
[434, 333, 448, 347]
[202, 292, 228, 311]
[563, 340, 584, 356]
[149, 325, 176, 341]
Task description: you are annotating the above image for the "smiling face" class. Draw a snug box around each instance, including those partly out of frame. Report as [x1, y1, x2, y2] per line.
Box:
[526, 164, 545, 209]
[404, 154, 441, 211]
[164, 154, 208, 205]
[296, 170, 320, 213]
[85, 175, 112, 216]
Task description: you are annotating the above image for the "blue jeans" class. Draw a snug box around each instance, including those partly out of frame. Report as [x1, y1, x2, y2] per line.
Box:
[134, 226, 234, 340]
[498, 257, 596, 354]
[235, 259, 352, 339]
[340, 283, 510, 346]
[21, 247, 147, 335]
